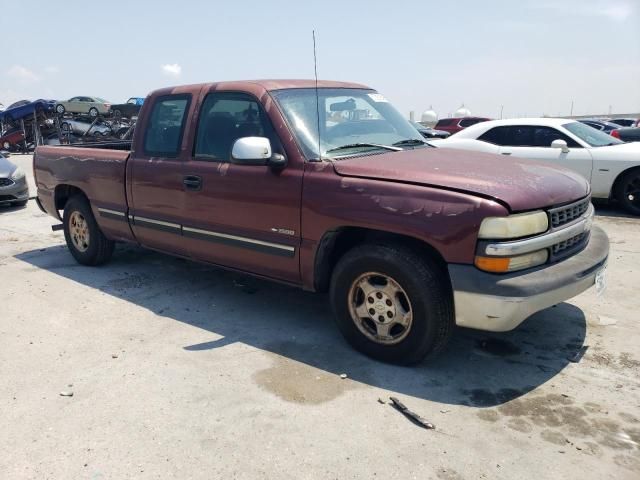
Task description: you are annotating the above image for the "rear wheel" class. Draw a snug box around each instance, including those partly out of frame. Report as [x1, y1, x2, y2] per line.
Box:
[615, 169, 640, 216]
[330, 243, 454, 364]
[63, 196, 114, 265]
[56, 104, 65, 115]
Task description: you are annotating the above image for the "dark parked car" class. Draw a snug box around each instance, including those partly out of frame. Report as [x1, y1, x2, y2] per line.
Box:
[411, 122, 450, 139]
[609, 118, 638, 127]
[0, 153, 29, 207]
[0, 128, 25, 151]
[434, 116, 491, 135]
[611, 127, 640, 143]
[0, 99, 56, 123]
[578, 119, 621, 134]
[111, 97, 144, 119]
[34, 79, 608, 364]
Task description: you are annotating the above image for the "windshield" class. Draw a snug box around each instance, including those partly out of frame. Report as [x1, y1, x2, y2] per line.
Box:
[563, 122, 622, 147]
[271, 88, 424, 159]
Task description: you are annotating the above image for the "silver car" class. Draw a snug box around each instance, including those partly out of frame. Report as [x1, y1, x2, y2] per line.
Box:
[60, 118, 112, 136]
[55, 96, 111, 117]
[0, 153, 29, 207]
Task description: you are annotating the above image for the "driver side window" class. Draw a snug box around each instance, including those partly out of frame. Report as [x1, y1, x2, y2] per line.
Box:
[194, 93, 275, 162]
[532, 127, 581, 148]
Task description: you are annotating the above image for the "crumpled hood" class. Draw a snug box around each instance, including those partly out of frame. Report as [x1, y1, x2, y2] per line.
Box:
[332, 147, 590, 212]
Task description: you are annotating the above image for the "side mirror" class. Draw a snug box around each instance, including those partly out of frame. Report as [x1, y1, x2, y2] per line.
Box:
[551, 139, 569, 153]
[231, 137, 287, 168]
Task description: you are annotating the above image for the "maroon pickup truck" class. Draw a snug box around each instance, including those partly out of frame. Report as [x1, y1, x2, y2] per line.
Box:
[34, 80, 609, 364]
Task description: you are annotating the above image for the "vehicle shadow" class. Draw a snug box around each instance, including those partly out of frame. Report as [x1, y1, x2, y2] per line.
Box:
[0, 202, 28, 213]
[593, 199, 638, 220]
[15, 243, 588, 408]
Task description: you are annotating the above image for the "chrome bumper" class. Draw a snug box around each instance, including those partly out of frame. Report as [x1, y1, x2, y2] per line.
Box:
[449, 225, 609, 332]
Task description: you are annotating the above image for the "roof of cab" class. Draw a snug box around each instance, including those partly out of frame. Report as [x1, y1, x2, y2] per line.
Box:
[149, 79, 371, 97]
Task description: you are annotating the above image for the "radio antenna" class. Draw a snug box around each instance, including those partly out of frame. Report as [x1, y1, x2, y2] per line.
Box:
[313, 30, 322, 162]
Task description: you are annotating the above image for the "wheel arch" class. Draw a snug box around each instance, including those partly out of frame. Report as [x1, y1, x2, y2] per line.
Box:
[611, 165, 640, 199]
[54, 184, 88, 213]
[313, 226, 448, 292]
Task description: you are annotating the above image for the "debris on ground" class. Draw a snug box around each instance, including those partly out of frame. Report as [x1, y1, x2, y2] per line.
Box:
[597, 315, 618, 326]
[389, 397, 435, 430]
[377, 398, 386, 404]
[59, 391, 74, 397]
[568, 345, 589, 363]
[340, 373, 347, 379]
[111, 354, 119, 359]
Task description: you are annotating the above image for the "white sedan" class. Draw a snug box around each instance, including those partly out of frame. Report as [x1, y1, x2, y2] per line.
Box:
[429, 118, 640, 215]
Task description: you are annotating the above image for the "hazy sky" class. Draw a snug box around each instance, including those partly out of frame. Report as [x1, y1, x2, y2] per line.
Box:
[2, 0, 639, 119]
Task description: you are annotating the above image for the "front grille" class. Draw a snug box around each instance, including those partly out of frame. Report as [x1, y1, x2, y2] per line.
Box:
[551, 232, 588, 260]
[0, 178, 14, 187]
[549, 197, 590, 228]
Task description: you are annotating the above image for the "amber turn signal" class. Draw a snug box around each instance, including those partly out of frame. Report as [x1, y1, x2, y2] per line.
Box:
[474, 256, 511, 273]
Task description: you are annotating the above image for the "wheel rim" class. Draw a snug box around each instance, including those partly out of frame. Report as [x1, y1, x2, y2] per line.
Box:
[624, 175, 640, 208]
[56, 105, 64, 113]
[347, 272, 413, 345]
[3, 141, 9, 149]
[69, 211, 90, 252]
[90, 109, 98, 117]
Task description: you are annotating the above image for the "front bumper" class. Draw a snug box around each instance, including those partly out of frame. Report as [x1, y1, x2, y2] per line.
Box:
[0, 176, 29, 205]
[449, 225, 609, 332]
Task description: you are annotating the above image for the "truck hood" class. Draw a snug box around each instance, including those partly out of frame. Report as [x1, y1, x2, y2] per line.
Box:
[331, 147, 589, 212]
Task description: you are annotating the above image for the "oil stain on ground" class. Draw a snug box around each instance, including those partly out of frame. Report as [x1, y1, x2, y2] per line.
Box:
[473, 392, 640, 468]
[253, 354, 361, 404]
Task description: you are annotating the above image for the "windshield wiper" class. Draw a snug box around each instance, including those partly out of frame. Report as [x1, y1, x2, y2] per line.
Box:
[326, 143, 402, 154]
[392, 139, 428, 147]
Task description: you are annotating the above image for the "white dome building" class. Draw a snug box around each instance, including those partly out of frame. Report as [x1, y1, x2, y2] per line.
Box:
[420, 106, 437, 127]
[455, 104, 471, 118]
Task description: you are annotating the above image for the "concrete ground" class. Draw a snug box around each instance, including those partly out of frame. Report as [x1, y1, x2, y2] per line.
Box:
[1, 153, 639, 480]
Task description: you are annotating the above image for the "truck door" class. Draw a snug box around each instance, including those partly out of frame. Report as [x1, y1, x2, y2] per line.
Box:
[127, 93, 193, 255]
[181, 91, 302, 283]
[497, 126, 594, 182]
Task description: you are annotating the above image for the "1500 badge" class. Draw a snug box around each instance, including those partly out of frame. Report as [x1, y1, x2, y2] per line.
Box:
[271, 228, 295, 236]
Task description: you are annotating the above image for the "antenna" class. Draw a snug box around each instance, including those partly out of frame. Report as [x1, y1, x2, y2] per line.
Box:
[313, 30, 322, 161]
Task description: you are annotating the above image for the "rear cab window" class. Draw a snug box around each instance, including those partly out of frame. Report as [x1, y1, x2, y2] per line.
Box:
[143, 95, 191, 157]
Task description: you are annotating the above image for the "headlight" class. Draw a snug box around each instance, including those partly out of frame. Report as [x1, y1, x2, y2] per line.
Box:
[478, 211, 548, 239]
[10, 167, 25, 181]
[475, 249, 549, 273]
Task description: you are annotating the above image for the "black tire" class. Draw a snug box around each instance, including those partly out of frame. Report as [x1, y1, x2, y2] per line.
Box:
[60, 122, 71, 134]
[329, 243, 454, 365]
[113, 109, 122, 119]
[56, 104, 65, 114]
[614, 169, 640, 216]
[63, 196, 114, 266]
[89, 107, 99, 117]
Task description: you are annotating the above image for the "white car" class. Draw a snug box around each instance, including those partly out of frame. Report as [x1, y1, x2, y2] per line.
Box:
[429, 118, 640, 215]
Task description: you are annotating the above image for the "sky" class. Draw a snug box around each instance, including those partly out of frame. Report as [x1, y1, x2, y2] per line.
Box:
[2, 0, 639, 119]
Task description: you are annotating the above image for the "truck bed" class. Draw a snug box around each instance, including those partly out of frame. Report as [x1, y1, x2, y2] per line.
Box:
[34, 144, 134, 242]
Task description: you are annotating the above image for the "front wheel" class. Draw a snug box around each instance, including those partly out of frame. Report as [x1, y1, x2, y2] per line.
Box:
[615, 169, 640, 216]
[63, 196, 114, 265]
[56, 104, 65, 115]
[330, 243, 454, 365]
[89, 107, 99, 117]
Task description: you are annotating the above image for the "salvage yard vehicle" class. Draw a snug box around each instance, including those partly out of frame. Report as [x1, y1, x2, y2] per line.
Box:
[611, 127, 640, 143]
[0, 127, 25, 151]
[55, 96, 111, 117]
[0, 99, 56, 124]
[412, 122, 450, 139]
[434, 116, 490, 134]
[111, 97, 144, 119]
[0, 152, 29, 207]
[60, 118, 113, 137]
[34, 80, 609, 364]
[430, 118, 640, 215]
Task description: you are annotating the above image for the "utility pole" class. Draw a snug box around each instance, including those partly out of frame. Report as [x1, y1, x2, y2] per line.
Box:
[570, 100, 574, 117]
[500, 105, 504, 119]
